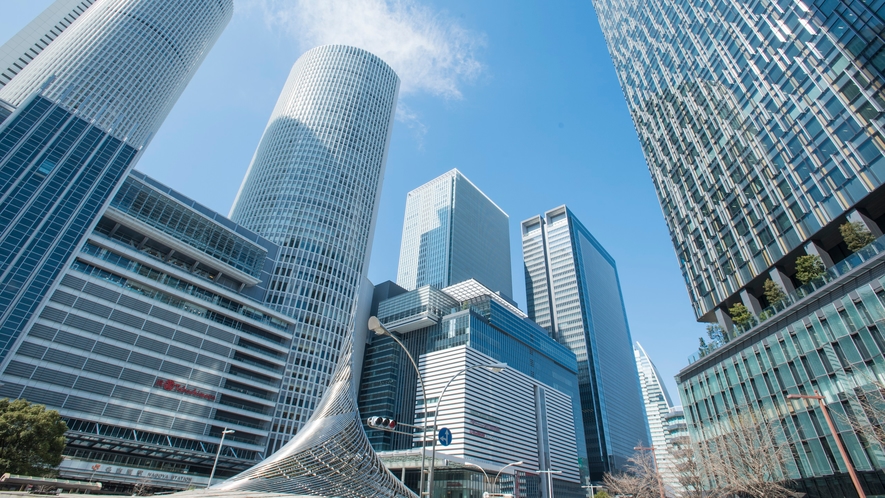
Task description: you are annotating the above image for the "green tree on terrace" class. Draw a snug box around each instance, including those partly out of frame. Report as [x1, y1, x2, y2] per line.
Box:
[763, 279, 787, 308]
[729, 302, 753, 328]
[794, 254, 826, 285]
[840, 221, 877, 252]
[0, 398, 67, 476]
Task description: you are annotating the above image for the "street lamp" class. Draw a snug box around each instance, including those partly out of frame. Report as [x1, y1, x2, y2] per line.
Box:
[464, 462, 491, 493]
[207, 428, 234, 488]
[427, 362, 507, 497]
[368, 316, 430, 497]
[582, 483, 606, 498]
[535, 469, 562, 498]
[633, 446, 665, 498]
[787, 391, 866, 498]
[493, 460, 523, 491]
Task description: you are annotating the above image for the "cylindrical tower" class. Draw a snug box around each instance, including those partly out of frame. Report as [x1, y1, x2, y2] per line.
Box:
[0, 0, 232, 363]
[0, 0, 233, 145]
[230, 45, 399, 450]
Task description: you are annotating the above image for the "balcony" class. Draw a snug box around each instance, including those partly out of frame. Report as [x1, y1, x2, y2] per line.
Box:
[689, 233, 885, 364]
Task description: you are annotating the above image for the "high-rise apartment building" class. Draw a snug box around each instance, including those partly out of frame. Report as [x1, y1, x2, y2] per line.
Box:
[396, 169, 512, 299]
[0, 171, 294, 492]
[359, 279, 586, 497]
[229, 45, 399, 452]
[521, 205, 648, 479]
[593, 0, 885, 495]
[0, 0, 97, 88]
[634, 343, 680, 494]
[0, 0, 232, 365]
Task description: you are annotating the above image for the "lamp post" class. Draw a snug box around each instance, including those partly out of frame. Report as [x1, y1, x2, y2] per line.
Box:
[582, 483, 605, 498]
[493, 460, 523, 492]
[535, 469, 562, 498]
[464, 463, 491, 493]
[428, 362, 507, 497]
[207, 428, 234, 488]
[633, 446, 665, 498]
[368, 316, 430, 497]
[787, 391, 866, 498]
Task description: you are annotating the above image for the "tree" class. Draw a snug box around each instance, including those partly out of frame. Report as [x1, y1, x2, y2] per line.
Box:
[763, 279, 788, 307]
[706, 323, 727, 345]
[0, 398, 67, 476]
[603, 450, 663, 498]
[840, 221, 877, 252]
[728, 302, 753, 328]
[668, 435, 706, 498]
[697, 412, 801, 498]
[795, 254, 826, 285]
[593, 492, 611, 498]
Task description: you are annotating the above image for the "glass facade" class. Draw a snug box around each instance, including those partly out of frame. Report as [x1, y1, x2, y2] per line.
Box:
[396, 169, 513, 299]
[0, 0, 97, 88]
[592, 0, 885, 321]
[110, 176, 270, 280]
[0, 171, 295, 491]
[0, 0, 231, 365]
[229, 45, 400, 451]
[0, 96, 137, 364]
[676, 255, 885, 496]
[521, 206, 649, 479]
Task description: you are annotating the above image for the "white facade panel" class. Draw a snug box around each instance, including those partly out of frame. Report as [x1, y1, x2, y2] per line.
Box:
[417, 346, 581, 488]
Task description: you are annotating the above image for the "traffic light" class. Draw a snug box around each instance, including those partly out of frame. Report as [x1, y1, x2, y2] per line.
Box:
[366, 416, 397, 430]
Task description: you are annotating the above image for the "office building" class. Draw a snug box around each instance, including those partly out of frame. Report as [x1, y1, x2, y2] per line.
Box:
[0, 0, 97, 88]
[229, 45, 399, 452]
[521, 205, 648, 479]
[396, 169, 512, 299]
[634, 342, 680, 494]
[359, 279, 586, 497]
[593, 0, 885, 495]
[0, 171, 293, 492]
[0, 0, 232, 365]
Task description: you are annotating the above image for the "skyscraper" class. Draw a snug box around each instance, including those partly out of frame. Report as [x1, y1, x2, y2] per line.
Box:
[592, 0, 885, 326]
[396, 169, 512, 299]
[0, 0, 232, 365]
[229, 45, 400, 451]
[0, 0, 97, 88]
[521, 205, 648, 480]
[593, 0, 885, 494]
[634, 343, 680, 494]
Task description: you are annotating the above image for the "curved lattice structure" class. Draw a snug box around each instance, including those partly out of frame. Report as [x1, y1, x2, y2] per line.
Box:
[211, 341, 417, 497]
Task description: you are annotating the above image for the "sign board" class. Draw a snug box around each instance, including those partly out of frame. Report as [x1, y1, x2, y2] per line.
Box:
[438, 427, 452, 446]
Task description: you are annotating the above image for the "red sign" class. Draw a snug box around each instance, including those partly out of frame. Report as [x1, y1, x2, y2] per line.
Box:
[154, 378, 216, 401]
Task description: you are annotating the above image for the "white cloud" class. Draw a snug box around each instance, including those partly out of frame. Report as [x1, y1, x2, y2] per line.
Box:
[243, 0, 485, 100]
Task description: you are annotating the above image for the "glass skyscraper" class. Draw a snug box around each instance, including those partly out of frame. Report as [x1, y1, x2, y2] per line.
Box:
[521, 205, 648, 480]
[0, 0, 97, 89]
[0, 0, 232, 365]
[396, 169, 513, 299]
[229, 45, 400, 451]
[593, 0, 885, 494]
[592, 0, 885, 323]
[634, 343, 680, 494]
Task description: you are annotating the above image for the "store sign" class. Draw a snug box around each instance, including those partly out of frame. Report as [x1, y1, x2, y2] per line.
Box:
[154, 378, 215, 400]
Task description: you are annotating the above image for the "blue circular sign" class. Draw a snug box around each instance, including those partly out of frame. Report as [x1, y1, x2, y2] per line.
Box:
[438, 427, 452, 446]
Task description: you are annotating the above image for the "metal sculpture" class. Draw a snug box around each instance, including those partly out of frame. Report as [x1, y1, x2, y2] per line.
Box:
[210, 339, 417, 498]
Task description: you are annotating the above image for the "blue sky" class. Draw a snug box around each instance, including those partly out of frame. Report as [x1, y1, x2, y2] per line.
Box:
[2, 0, 707, 398]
